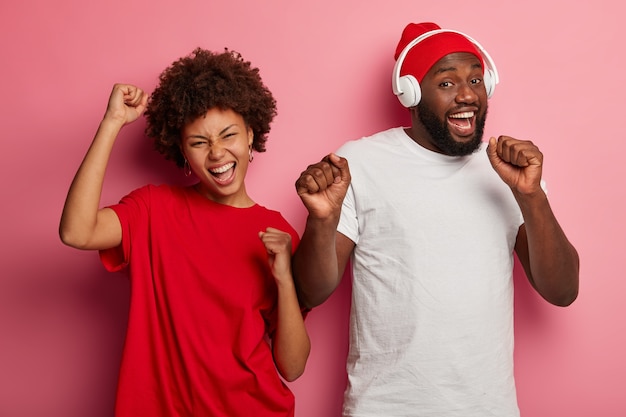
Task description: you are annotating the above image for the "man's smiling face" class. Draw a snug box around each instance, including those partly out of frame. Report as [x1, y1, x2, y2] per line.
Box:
[415, 52, 489, 156]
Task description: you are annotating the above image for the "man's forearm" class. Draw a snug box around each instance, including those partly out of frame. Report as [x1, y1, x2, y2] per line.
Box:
[292, 216, 343, 308]
[516, 191, 580, 306]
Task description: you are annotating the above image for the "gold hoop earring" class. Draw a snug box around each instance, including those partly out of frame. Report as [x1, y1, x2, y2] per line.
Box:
[183, 159, 192, 177]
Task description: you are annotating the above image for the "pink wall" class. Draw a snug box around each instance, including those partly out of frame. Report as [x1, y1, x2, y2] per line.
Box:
[1, 1, 624, 416]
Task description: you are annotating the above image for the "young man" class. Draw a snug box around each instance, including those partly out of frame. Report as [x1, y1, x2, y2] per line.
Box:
[293, 22, 579, 417]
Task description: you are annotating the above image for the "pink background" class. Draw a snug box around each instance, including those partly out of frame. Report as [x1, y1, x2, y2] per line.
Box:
[1, 0, 624, 416]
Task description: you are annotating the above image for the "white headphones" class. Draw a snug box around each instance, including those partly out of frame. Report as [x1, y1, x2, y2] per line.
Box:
[392, 29, 499, 108]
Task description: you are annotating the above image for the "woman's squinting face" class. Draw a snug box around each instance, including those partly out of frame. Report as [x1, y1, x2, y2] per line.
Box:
[181, 108, 254, 207]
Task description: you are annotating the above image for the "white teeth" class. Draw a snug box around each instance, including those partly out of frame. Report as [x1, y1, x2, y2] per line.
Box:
[210, 162, 235, 174]
[450, 111, 474, 118]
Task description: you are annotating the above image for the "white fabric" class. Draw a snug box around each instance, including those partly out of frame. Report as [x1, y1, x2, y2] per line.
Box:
[336, 127, 523, 417]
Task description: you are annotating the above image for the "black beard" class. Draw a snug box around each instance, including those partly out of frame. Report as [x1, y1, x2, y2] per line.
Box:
[417, 102, 487, 156]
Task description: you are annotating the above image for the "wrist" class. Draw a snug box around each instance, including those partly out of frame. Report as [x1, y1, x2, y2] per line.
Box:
[306, 211, 341, 227]
[513, 187, 549, 213]
[99, 115, 126, 133]
[275, 275, 295, 288]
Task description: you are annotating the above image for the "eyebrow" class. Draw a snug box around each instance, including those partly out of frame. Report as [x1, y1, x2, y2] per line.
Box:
[184, 124, 238, 140]
[434, 62, 483, 75]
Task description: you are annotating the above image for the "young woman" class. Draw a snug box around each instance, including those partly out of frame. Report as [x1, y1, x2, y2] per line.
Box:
[59, 48, 310, 417]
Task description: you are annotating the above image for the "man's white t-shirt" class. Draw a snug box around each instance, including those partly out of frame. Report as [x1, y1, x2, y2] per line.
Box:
[336, 127, 523, 417]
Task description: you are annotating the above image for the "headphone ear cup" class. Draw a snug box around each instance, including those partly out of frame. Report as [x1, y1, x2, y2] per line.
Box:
[396, 74, 421, 108]
[483, 68, 496, 98]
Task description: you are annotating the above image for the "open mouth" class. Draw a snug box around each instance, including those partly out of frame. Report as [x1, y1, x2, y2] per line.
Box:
[209, 162, 236, 184]
[447, 111, 475, 137]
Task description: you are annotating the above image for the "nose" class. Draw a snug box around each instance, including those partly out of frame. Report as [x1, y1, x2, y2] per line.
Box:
[455, 82, 479, 104]
[208, 142, 226, 160]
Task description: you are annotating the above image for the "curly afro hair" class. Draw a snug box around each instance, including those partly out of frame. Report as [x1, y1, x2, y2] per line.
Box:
[144, 48, 277, 168]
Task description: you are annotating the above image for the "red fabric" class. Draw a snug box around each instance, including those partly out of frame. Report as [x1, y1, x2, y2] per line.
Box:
[100, 184, 301, 417]
[394, 22, 484, 83]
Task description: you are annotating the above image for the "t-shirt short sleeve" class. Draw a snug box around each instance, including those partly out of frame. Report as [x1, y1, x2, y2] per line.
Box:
[99, 187, 149, 272]
[337, 183, 359, 245]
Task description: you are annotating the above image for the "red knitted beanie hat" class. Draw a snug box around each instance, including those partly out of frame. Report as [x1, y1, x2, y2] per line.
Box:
[394, 22, 484, 83]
